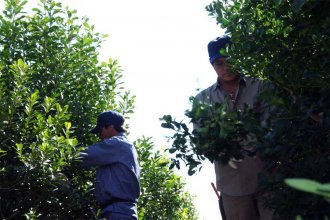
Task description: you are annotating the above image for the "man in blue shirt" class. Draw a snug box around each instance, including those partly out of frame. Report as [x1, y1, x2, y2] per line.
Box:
[82, 110, 140, 220]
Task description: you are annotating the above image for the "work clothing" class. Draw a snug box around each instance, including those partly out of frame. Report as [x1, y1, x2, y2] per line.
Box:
[195, 76, 264, 195]
[195, 76, 273, 219]
[82, 133, 140, 219]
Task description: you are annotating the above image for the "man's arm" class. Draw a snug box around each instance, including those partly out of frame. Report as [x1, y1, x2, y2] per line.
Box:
[81, 141, 119, 168]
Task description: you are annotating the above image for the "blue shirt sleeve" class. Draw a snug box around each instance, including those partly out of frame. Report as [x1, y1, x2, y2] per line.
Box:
[82, 139, 120, 168]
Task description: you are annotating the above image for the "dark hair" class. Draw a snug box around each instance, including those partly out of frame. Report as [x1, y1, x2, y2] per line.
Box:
[114, 125, 126, 133]
[103, 124, 125, 133]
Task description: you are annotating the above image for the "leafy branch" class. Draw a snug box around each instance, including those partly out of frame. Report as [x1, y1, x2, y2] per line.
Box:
[161, 96, 264, 175]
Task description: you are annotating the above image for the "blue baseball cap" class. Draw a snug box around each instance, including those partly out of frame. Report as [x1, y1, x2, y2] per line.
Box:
[90, 110, 125, 134]
[208, 35, 232, 64]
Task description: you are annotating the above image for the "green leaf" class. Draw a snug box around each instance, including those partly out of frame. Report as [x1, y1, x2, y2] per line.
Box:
[169, 148, 176, 153]
[161, 122, 174, 129]
[292, 0, 307, 12]
[162, 115, 172, 122]
[285, 178, 330, 198]
[83, 36, 93, 44]
[83, 22, 90, 29]
[274, 0, 282, 6]
[317, 184, 330, 193]
[219, 17, 229, 26]
[65, 122, 71, 130]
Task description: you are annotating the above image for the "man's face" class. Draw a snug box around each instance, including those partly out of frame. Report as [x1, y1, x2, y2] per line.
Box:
[99, 125, 115, 140]
[212, 57, 239, 83]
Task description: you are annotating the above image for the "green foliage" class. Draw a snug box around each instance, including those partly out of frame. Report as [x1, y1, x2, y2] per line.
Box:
[0, 1, 197, 219]
[135, 137, 198, 220]
[207, 0, 330, 219]
[161, 98, 262, 175]
[0, 0, 135, 141]
[162, 0, 329, 219]
[285, 178, 330, 202]
[0, 60, 96, 219]
[0, 0, 135, 218]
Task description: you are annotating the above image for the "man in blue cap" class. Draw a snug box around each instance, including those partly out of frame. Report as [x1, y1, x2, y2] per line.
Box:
[195, 36, 273, 219]
[82, 110, 140, 220]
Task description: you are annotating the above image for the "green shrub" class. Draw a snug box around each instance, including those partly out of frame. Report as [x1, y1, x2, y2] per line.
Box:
[162, 0, 330, 218]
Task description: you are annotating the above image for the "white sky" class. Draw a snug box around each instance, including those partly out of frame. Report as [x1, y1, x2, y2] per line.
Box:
[58, 0, 224, 219]
[5, 0, 226, 218]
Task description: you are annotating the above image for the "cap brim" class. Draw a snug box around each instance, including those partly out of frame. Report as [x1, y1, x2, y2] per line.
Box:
[210, 54, 225, 64]
[90, 126, 100, 134]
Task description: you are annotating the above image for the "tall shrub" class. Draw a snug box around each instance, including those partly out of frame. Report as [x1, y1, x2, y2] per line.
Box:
[206, 0, 330, 218]
[0, 0, 134, 218]
[135, 137, 198, 220]
[162, 0, 330, 218]
[0, 0, 198, 219]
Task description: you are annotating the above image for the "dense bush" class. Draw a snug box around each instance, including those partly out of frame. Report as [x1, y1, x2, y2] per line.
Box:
[135, 137, 198, 220]
[162, 0, 330, 218]
[0, 0, 197, 219]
